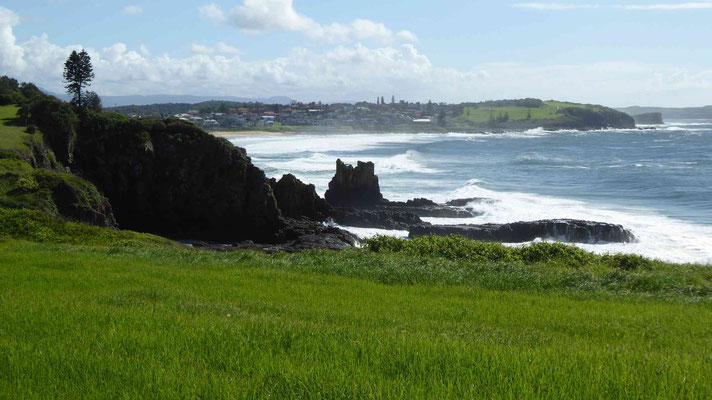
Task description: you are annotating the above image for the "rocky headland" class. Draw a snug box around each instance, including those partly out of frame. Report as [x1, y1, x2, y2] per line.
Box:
[20, 96, 635, 251]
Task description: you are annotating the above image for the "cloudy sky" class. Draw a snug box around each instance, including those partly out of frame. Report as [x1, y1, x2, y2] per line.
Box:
[1, 0, 711, 106]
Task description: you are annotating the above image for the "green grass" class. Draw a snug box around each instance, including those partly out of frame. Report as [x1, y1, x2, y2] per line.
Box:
[0, 208, 176, 247]
[1, 240, 711, 398]
[0, 105, 31, 151]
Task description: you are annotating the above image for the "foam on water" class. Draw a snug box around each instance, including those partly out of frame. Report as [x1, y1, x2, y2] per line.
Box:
[333, 225, 410, 240]
[265, 150, 438, 175]
[232, 127, 712, 264]
[234, 132, 440, 155]
[417, 180, 712, 264]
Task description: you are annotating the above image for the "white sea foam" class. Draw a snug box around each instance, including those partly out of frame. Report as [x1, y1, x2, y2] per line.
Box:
[237, 130, 712, 264]
[334, 225, 410, 240]
[263, 149, 438, 177]
[417, 180, 712, 265]
[233, 132, 440, 155]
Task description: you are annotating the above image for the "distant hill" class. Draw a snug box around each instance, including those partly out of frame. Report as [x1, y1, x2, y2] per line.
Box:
[631, 112, 664, 125]
[42, 90, 294, 107]
[454, 99, 635, 130]
[617, 106, 712, 120]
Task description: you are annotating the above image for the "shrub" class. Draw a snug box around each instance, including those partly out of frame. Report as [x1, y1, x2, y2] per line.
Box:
[602, 253, 655, 271]
[365, 235, 659, 271]
[25, 124, 37, 134]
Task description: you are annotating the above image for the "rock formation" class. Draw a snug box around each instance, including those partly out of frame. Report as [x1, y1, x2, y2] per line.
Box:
[269, 174, 332, 221]
[410, 219, 635, 244]
[325, 159, 383, 207]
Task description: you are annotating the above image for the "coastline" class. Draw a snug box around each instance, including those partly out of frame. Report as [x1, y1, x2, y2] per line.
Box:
[209, 130, 294, 138]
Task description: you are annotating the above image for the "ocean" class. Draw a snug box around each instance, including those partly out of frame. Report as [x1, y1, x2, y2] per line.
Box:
[230, 121, 712, 264]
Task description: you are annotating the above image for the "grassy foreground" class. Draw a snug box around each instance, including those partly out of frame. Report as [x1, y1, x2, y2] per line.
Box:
[1, 233, 711, 398]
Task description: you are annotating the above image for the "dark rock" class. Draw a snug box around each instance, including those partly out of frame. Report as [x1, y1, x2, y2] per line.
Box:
[269, 173, 332, 221]
[410, 219, 636, 244]
[66, 116, 282, 242]
[271, 217, 358, 252]
[324, 159, 383, 207]
[374, 201, 478, 218]
[331, 208, 425, 230]
[445, 198, 492, 207]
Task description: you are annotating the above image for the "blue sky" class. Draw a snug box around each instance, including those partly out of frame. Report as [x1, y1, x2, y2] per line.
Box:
[1, 0, 711, 106]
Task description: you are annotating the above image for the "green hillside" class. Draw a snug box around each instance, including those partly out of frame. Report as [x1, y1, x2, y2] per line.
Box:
[454, 100, 614, 128]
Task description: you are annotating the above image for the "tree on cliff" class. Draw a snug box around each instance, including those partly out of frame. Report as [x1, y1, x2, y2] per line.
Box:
[85, 91, 103, 112]
[63, 50, 95, 111]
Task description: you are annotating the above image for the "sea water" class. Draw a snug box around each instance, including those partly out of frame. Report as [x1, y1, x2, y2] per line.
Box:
[231, 121, 712, 264]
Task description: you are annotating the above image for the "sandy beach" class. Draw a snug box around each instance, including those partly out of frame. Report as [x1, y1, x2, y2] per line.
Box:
[209, 130, 293, 138]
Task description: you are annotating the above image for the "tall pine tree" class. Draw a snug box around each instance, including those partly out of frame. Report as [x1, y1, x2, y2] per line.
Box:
[63, 50, 95, 111]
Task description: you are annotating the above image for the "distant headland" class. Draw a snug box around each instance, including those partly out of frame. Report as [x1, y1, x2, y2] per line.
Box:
[106, 98, 635, 133]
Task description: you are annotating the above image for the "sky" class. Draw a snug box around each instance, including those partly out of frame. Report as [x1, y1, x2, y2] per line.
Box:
[1, 0, 711, 106]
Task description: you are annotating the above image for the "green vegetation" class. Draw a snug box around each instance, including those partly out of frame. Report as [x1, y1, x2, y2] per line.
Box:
[455, 101, 603, 125]
[0, 105, 37, 152]
[1, 105, 112, 225]
[0, 208, 173, 247]
[1, 234, 711, 398]
[0, 74, 708, 398]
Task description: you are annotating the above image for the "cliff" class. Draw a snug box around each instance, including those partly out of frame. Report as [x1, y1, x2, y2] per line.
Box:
[67, 113, 283, 242]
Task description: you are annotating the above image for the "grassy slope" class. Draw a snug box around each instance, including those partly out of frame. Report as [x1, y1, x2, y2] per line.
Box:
[1, 237, 711, 398]
[0, 106, 30, 150]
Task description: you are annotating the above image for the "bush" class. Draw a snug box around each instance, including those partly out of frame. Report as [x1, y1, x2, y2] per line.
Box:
[25, 124, 36, 134]
[365, 235, 659, 271]
[0, 208, 175, 247]
[0, 94, 13, 106]
[602, 253, 655, 271]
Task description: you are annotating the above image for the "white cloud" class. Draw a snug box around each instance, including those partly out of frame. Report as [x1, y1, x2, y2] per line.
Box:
[191, 42, 241, 55]
[0, 6, 26, 72]
[199, 1, 412, 44]
[198, 3, 226, 21]
[121, 5, 144, 16]
[396, 30, 418, 43]
[139, 43, 150, 56]
[2, 5, 712, 106]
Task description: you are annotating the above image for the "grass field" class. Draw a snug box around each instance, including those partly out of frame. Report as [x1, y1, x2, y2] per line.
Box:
[1, 235, 711, 398]
[0, 106, 29, 150]
[455, 101, 604, 124]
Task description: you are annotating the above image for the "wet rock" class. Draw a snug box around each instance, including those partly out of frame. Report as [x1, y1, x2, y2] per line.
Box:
[331, 208, 425, 230]
[445, 198, 492, 207]
[374, 200, 479, 218]
[410, 219, 636, 244]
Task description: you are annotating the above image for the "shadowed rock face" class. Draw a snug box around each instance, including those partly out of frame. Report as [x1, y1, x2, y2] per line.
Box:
[325, 159, 383, 207]
[410, 219, 636, 244]
[270, 174, 332, 221]
[330, 208, 424, 231]
[69, 118, 283, 242]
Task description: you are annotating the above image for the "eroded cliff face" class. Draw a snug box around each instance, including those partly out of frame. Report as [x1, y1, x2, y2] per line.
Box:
[67, 115, 282, 242]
